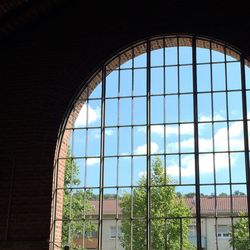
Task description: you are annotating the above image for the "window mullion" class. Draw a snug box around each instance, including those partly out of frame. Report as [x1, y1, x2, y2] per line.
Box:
[146, 39, 151, 250]
[192, 37, 202, 249]
[240, 54, 250, 237]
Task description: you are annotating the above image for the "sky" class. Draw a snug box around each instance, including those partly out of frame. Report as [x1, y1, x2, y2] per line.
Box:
[67, 46, 250, 196]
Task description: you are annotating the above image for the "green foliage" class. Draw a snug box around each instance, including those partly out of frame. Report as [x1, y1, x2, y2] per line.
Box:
[120, 157, 195, 250]
[62, 149, 97, 250]
[229, 213, 250, 250]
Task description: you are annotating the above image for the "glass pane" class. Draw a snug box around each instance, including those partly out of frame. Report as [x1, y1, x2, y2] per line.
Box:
[151, 48, 164, 66]
[180, 123, 194, 153]
[214, 122, 228, 152]
[120, 69, 132, 96]
[134, 52, 146, 68]
[197, 47, 210, 64]
[229, 121, 244, 151]
[87, 99, 101, 127]
[133, 156, 147, 186]
[228, 91, 243, 120]
[227, 62, 241, 90]
[198, 123, 213, 152]
[166, 125, 179, 154]
[133, 126, 147, 155]
[151, 125, 164, 154]
[181, 154, 195, 184]
[165, 46, 177, 65]
[119, 157, 131, 186]
[165, 95, 178, 123]
[104, 128, 117, 156]
[134, 68, 146, 96]
[212, 63, 226, 91]
[166, 154, 179, 184]
[87, 129, 101, 156]
[213, 92, 227, 121]
[119, 127, 131, 155]
[180, 65, 193, 93]
[245, 65, 250, 90]
[199, 153, 214, 184]
[151, 96, 164, 124]
[179, 46, 192, 64]
[151, 67, 164, 94]
[212, 48, 224, 63]
[133, 97, 146, 125]
[231, 152, 246, 183]
[215, 153, 229, 184]
[197, 64, 211, 92]
[180, 94, 193, 122]
[105, 99, 118, 126]
[198, 93, 212, 122]
[104, 157, 117, 187]
[73, 129, 86, 157]
[106, 70, 118, 97]
[86, 158, 100, 187]
[119, 98, 131, 125]
[89, 81, 102, 99]
[165, 66, 178, 94]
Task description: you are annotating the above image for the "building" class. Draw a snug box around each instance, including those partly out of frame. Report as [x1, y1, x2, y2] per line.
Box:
[73, 196, 247, 250]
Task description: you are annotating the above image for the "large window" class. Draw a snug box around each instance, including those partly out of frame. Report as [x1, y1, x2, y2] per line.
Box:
[51, 35, 250, 250]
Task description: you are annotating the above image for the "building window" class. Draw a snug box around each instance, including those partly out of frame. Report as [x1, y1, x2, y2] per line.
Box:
[51, 35, 250, 250]
[110, 226, 121, 239]
[217, 225, 230, 238]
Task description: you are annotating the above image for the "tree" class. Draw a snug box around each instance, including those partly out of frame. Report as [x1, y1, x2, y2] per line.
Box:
[62, 149, 96, 249]
[120, 157, 195, 250]
[229, 214, 250, 250]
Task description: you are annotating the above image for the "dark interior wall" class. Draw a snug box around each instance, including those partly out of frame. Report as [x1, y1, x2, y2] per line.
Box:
[0, 2, 250, 249]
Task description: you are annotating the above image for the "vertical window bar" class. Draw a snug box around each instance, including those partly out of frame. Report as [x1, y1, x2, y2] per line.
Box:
[224, 47, 234, 243]
[146, 39, 151, 250]
[131, 47, 135, 250]
[177, 38, 181, 185]
[98, 68, 106, 250]
[240, 54, 250, 238]
[192, 37, 202, 250]
[209, 41, 219, 250]
[82, 98, 89, 248]
[116, 56, 121, 250]
[163, 38, 167, 185]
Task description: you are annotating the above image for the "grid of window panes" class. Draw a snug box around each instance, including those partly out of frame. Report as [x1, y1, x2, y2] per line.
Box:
[53, 36, 250, 250]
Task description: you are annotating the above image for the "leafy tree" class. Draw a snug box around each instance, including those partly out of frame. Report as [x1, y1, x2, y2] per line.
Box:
[233, 190, 246, 196]
[229, 214, 250, 250]
[62, 149, 97, 250]
[120, 157, 195, 250]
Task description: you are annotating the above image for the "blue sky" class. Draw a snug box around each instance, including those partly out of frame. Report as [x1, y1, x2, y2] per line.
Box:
[68, 46, 249, 196]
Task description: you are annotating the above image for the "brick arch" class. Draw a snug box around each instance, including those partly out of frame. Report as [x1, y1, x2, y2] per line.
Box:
[50, 34, 244, 249]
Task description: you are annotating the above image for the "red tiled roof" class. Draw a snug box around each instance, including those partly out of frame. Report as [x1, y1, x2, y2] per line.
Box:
[90, 196, 247, 215]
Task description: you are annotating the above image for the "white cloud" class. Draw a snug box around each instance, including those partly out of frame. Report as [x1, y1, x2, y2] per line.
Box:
[75, 104, 100, 127]
[135, 142, 159, 154]
[86, 158, 100, 166]
[139, 171, 146, 178]
[105, 129, 114, 136]
[166, 153, 236, 177]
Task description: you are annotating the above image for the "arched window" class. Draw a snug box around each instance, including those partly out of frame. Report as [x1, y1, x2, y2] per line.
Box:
[50, 35, 250, 250]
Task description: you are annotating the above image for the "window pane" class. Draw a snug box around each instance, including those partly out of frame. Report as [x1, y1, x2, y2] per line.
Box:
[179, 46, 192, 64]
[198, 93, 212, 122]
[197, 64, 211, 92]
[105, 99, 118, 126]
[228, 91, 243, 120]
[212, 63, 226, 91]
[180, 65, 193, 93]
[151, 48, 164, 66]
[119, 98, 131, 125]
[151, 96, 164, 124]
[133, 97, 146, 125]
[166, 95, 178, 123]
[120, 69, 132, 96]
[180, 94, 193, 122]
[227, 62, 241, 90]
[106, 71, 118, 97]
[165, 66, 178, 93]
[151, 67, 164, 94]
[134, 68, 146, 96]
